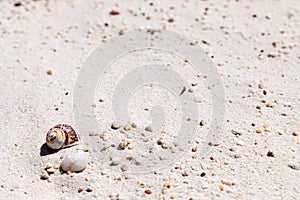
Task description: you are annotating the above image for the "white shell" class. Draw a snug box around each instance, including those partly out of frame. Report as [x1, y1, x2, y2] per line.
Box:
[60, 152, 88, 172]
[46, 124, 79, 150]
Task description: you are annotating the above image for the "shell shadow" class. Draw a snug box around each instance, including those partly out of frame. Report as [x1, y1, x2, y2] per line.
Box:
[40, 143, 58, 156]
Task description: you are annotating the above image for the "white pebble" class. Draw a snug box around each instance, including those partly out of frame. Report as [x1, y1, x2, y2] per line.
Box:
[62, 186, 68, 193]
[41, 171, 49, 179]
[111, 156, 121, 166]
[61, 152, 88, 172]
[128, 143, 134, 149]
[47, 167, 56, 173]
[236, 140, 244, 146]
[201, 182, 209, 189]
[226, 188, 234, 193]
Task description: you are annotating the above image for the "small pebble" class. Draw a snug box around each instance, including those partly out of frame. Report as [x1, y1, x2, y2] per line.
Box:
[263, 90, 267, 95]
[78, 187, 84, 193]
[111, 156, 121, 166]
[266, 103, 273, 108]
[231, 130, 242, 136]
[236, 140, 244, 146]
[157, 139, 163, 145]
[121, 165, 128, 171]
[145, 126, 153, 132]
[191, 147, 197, 152]
[111, 121, 121, 130]
[188, 88, 194, 93]
[161, 143, 169, 149]
[14, 185, 20, 190]
[163, 182, 171, 189]
[292, 131, 298, 136]
[161, 130, 167, 134]
[86, 187, 93, 192]
[234, 154, 241, 158]
[221, 180, 233, 186]
[110, 9, 120, 15]
[46, 70, 53, 75]
[226, 188, 234, 193]
[14, 2, 22, 7]
[219, 185, 224, 191]
[124, 124, 131, 131]
[127, 143, 134, 149]
[145, 189, 152, 194]
[267, 151, 275, 157]
[182, 171, 188, 177]
[1, 184, 5, 188]
[288, 164, 300, 170]
[131, 122, 137, 128]
[229, 147, 236, 152]
[256, 129, 262, 134]
[119, 29, 125, 35]
[46, 167, 56, 173]
[138, 181, 145, 187]
[168, 18, 175, 23]
[41, 171, 49, 180]
[199, 120, 205, 126]
[89, 132, 100, 136]
[118, 140, 128, 150]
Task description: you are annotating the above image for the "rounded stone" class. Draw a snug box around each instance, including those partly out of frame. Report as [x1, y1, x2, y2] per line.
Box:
[46, 167, 56, 173]
[121, 164, 128, 171]
[40, 171, 49, 180]
[61, 152, 88, 172]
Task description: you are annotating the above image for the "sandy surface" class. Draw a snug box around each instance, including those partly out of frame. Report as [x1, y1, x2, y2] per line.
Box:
[0, 0, 299, 199]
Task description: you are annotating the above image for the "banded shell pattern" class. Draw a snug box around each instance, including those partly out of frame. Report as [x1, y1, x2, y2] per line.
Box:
[46, 124, 80, 150]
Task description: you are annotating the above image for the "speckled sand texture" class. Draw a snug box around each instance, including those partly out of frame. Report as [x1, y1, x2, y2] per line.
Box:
[0, 0, 299, 199]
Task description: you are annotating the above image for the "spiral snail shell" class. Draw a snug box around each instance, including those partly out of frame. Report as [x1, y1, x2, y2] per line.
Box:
[46, 124, 80, 150]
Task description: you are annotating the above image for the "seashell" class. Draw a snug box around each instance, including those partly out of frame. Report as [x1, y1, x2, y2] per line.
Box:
[46, 124, 80, 150]
[60, 152, 88, 172]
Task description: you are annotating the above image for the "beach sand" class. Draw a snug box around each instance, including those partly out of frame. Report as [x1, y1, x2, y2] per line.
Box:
[0, 0, 299, 199]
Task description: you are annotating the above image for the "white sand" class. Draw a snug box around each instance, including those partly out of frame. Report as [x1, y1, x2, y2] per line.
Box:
[0, 0, 299, 199]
